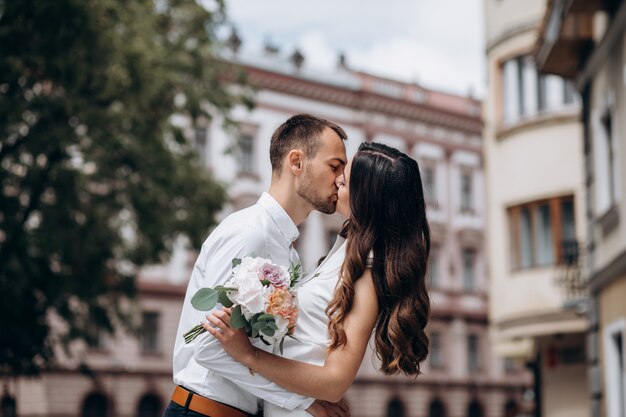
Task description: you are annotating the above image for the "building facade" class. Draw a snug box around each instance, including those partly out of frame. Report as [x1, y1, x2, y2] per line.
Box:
[2, 38, 527, 417]
[483, 0, 589, 416]
[535, 1, 626, 416]
[1, 280, 186, 417]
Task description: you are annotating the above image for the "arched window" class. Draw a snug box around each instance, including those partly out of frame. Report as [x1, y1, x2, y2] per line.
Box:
[386, 397, 405, 417]
[429, 398, 446, 417]
[81, 392, 109, 417]
[137, 393, 162, 417]
[1, 395, 16, 417]
[504, 399, 518, 417]
[467, 399, 483, 417]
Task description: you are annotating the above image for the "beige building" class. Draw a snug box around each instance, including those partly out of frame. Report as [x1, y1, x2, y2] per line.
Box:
[0, 280, 186, 417]
[483, 0, 589, 416]
[1, 37, 527, 417]
[535, 1, 626, 416]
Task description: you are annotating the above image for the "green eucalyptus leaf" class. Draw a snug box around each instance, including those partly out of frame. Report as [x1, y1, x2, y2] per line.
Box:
[190, 288, 219, 311]
[217, 290, 233, 308]
[253, 321, 267, 330]
[261, 327, 275, 337]
[230, 305, 246, 329]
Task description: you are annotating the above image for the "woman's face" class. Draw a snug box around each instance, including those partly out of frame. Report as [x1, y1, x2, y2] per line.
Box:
[335, 158, 351, 218]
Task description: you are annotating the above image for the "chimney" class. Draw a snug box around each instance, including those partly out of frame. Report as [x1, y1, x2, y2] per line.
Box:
[290, 48, 305, 70]
[227, 27, 242, 54]
[337, 52, 348, 69]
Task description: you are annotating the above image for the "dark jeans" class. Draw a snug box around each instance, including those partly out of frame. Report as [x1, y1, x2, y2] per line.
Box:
[163, 401, 211, 417]
[162, 400, 260, 417]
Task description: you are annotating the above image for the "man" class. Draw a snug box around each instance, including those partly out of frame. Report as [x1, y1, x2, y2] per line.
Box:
[164, 114, 349, 417]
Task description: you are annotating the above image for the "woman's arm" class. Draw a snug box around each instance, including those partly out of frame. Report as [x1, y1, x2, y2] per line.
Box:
[204, 269, 379, 403]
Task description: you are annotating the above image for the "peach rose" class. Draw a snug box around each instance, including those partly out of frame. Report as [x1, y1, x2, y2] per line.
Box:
[266, 288, 298, 330]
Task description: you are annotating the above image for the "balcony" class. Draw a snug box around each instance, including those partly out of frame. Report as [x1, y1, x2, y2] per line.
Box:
[554, 239, 588, 306]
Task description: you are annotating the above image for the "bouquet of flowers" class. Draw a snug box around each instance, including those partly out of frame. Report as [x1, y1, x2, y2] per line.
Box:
[183, 256, 302, 352]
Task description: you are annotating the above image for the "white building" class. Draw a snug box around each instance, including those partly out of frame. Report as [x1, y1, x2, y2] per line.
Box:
[535, 1, 626, 416]
[483, 0, 589, 416]
[2, 39, 528, 417]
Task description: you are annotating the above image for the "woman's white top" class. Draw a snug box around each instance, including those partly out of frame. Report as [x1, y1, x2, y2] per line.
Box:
[264, 236, 347, 417]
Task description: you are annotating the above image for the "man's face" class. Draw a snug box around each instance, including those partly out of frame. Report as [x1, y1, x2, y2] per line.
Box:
[297, 127, 347, 214]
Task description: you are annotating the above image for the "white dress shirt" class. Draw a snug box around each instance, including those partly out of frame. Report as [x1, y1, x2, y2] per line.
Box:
[173, 193, 314, 413]
[263, 235, 347, 417]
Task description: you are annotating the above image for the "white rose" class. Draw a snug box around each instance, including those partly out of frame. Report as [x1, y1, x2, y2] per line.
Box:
[239, 256, 271, 273]
[228, 270, 264, 315]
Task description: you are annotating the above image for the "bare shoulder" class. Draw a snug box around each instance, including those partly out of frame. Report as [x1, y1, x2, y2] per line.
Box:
[355, 268, 374, 290]
[352, 268, 378, 316]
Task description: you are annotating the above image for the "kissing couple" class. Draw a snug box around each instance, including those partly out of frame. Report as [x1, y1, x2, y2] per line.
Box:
[164, 114, 431, 417]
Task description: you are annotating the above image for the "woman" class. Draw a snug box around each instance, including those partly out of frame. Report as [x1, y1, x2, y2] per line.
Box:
[204, 142, 431, 413]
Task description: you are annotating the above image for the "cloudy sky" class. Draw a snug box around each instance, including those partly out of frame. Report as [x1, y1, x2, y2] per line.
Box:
[219, 0, 486, 97]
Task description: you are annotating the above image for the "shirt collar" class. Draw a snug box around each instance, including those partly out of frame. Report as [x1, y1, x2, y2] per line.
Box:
[257, 192, 300, 244]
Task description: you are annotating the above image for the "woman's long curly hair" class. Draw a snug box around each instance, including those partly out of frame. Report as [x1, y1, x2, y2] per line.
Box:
[325, 142, 431, 376]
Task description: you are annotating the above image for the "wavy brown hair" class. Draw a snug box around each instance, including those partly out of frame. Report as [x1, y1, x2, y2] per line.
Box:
[325, 142, 431, 376]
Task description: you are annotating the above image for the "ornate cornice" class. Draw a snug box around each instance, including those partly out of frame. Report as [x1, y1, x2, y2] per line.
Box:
[241, 65, 483, 135]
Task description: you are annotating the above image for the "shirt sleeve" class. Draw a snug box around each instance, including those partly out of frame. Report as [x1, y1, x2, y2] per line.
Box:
[191, 225, 315, 410]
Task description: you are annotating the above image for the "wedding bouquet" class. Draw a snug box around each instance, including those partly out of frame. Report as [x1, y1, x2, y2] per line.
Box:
[183, 256, 302, 351]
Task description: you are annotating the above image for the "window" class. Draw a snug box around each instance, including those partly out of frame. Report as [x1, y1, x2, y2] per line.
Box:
[502, 55, 576, 125]
[238, 133, 255, 175]
[462, 249, 476, 291]
[594, 109, 619, 217]
[423, 165, 437, 206]
[386, 398, 405, 417]
[604, 319, 626, 417]
[504, 399, 519, 417]
[137, 394, 162, 417]
[561, 199, 578, 264]
[140, 312, 160, 353]
[81, 393, 109, 417]
[460, 172, 473, 212]
[504, 357, 517, 374]
[85, 312, 108, 350]
[1, 396, 16, 417]
[508, 196, 576, 270]
[193, 127, 208, 165]
[429, 246, 440, 289]
[535, 203, 553, 266]
[563, 80, 576, 105]
[430, 331, 444, 368]
[468, 400, 484, 417]
[468, 334, 481, 372]
[428, 399, 446, 417]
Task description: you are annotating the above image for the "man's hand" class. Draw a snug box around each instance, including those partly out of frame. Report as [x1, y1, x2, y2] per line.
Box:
[306, 398, 350, 417]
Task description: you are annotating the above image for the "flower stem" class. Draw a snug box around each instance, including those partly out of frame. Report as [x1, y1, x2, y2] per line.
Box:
[183, 324, 206, 344]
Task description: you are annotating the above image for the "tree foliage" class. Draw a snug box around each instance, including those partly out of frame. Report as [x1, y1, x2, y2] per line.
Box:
[0, 0, 251, 374]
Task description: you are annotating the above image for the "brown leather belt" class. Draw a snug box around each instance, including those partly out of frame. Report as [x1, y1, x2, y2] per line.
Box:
[171, 386, 250, 417]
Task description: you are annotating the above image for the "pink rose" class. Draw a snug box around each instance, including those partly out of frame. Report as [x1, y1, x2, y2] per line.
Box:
[260, 263, 290, 288]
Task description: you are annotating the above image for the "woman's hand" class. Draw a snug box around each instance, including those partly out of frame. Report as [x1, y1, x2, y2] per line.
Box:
[202, 308, 256, 366]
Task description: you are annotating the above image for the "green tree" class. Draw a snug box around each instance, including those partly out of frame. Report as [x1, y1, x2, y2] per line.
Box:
[0, 0, 252, 375]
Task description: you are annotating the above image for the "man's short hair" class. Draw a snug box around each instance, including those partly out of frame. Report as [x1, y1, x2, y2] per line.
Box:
[269, 114, 347, 174]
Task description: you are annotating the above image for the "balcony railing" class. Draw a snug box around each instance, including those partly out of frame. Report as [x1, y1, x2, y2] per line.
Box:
[554, 240, 588, 304]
